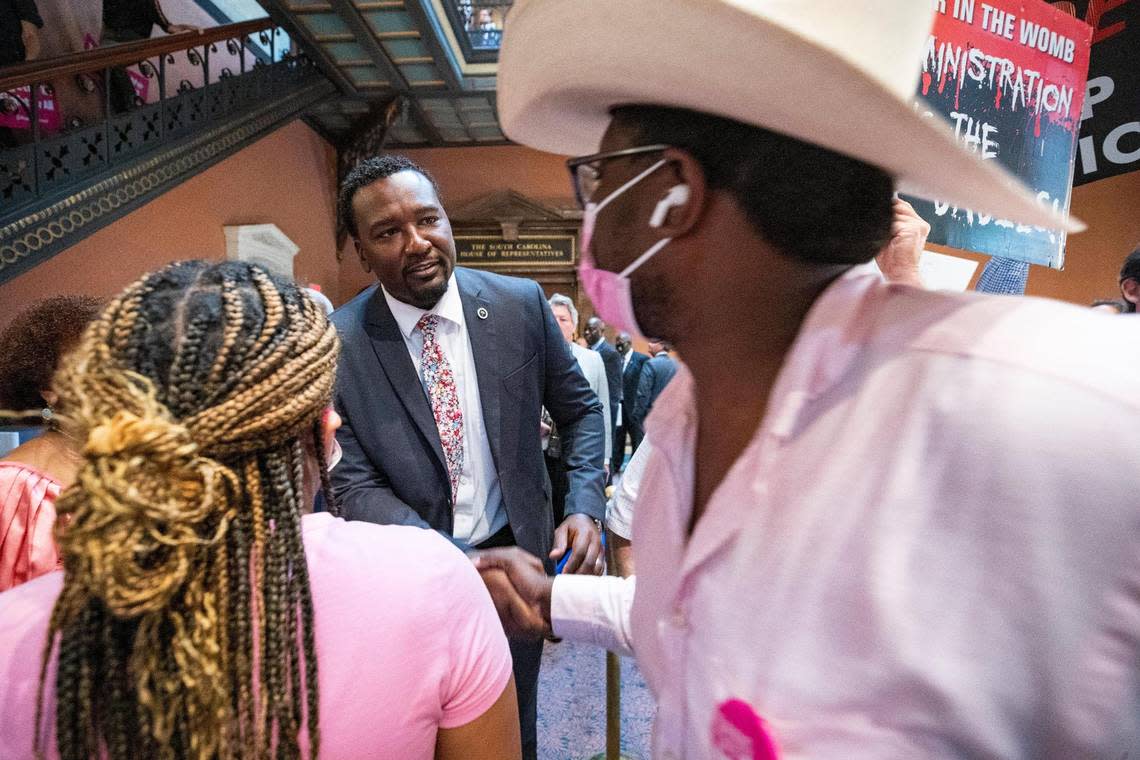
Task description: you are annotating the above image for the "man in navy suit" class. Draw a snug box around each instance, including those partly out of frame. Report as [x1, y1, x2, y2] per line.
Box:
[331, 155, 606, 759]
[633, 339, 678, 433]
[582, 316, 624, 473]
[616, 332, 650, 463]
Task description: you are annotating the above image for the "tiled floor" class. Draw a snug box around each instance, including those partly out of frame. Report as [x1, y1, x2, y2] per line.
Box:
[536, 639, 655, 760]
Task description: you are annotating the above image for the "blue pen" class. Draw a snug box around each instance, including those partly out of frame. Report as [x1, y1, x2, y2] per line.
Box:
[555, 550, 571, 574]
[555, 531, 606, 573]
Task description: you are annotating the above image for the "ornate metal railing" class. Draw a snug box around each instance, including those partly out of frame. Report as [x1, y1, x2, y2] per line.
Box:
[0, 19, 334, 284]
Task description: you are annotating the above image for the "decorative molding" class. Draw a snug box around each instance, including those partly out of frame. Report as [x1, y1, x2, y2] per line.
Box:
[0, 72, 334, 284]
[450, 190, 574, 223]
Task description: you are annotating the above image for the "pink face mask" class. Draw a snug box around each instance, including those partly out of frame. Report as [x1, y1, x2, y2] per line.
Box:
[578, 159, 672, 340]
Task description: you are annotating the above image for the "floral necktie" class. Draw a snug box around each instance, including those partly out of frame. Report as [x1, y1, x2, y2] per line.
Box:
[417, 314, 464, 504]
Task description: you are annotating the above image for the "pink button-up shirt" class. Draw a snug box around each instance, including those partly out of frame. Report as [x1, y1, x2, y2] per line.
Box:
[553, 269, 1140, 758]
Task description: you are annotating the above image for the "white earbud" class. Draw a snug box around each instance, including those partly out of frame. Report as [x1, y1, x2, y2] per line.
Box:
[649, 184, 691, 228]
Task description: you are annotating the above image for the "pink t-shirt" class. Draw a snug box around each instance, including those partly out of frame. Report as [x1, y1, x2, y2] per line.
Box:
[0, 512, 512, 759]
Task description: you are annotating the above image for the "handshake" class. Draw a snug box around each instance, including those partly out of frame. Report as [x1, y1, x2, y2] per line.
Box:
[471, 547, 557, 640]
[468, 512, 604, 640]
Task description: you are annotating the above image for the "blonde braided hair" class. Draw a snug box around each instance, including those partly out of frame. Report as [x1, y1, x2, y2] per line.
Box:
[37, 261, 339, 760]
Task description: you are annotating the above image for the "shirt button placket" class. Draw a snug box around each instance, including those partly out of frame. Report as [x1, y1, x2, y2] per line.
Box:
[656, 584, 692, 756]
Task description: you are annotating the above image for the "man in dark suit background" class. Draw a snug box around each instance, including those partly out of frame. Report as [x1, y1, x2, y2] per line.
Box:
[617, 332, 649, 465]
[582, 316, 624, 474]
[633, 339, 678, 437]
[331, 155, 606, 759]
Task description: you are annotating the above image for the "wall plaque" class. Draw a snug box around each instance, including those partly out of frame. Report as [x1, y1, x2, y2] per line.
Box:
[455, 234, 575, 266]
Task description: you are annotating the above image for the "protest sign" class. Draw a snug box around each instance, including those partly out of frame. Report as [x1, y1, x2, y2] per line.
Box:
[1067, 0, 1138, 186]
[0, 86, 62, 132]
[906, 0, 1092, 268]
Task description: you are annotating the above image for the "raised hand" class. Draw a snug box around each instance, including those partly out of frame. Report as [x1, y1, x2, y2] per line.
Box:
[876, 198, 930, 288]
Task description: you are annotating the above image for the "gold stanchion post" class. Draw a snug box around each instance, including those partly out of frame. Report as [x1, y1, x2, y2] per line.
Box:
[587, 495, 634, 760]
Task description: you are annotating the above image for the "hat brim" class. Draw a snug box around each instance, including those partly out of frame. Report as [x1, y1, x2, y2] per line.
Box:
[498, 1, 1084, 234]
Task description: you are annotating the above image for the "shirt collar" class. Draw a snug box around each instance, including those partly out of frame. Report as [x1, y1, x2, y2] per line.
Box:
[591, 337, 606, 350]
[381, 274, 464, 339]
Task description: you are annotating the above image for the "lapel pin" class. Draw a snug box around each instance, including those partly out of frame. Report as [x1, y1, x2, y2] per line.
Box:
[477, 307, 489, 320]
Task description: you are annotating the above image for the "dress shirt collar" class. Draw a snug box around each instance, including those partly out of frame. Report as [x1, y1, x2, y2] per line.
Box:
[591, 337, 606, 350]
[381, 274, 464, 338]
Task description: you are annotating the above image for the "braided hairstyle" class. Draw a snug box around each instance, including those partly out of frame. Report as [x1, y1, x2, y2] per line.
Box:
[36, 260, 340, 760]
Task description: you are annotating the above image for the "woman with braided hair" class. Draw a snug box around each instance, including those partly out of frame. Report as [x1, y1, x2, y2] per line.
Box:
[0, 261, 521, 760]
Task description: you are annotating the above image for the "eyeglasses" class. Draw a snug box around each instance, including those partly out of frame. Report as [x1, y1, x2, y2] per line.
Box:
[565, 144, 670, 208]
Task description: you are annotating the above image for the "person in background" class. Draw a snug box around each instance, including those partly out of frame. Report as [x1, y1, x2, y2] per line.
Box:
[102, 0, 198, 112]
[583, 316, 623, 473]
[549, 293, 612, 484]
[0, 0, 40, 147]
[457, 0, 472, 29]
[1119, 246, 1140, 313]
[471, 7, 500, 48]
[102, 0, 196, 43]
[632, 339, 675, 434]
[615, 332, 648, 465]
[0, 295, 101, 592]
[0, 261, 521, 760]
[0, 0, 41, 67]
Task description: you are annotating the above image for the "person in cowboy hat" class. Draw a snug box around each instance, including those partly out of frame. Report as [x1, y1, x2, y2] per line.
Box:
[472, 1, 1140, 757]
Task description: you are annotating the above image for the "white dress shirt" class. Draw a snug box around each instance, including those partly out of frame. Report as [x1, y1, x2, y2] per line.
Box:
[552, 268, 1140, 758]
[382, 276, 506, 545]
[605, 437, 652, 540]
[616, 347, 633, 420]
[570, 342, 612, 462]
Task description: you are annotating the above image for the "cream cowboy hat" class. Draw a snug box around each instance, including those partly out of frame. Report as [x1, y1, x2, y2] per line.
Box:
[497, 0, 1083, 232]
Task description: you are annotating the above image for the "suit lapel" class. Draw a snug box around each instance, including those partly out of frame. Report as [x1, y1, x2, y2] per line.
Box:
[457, 269, 504, 472]
[363, 288, 446, 470]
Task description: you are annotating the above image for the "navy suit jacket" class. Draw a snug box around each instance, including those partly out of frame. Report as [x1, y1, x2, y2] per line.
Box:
[592, 339, 624, 428]
[330, 267, 607, 559]
[634, 352, 678, 427]
[621, 351, 649, 428]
